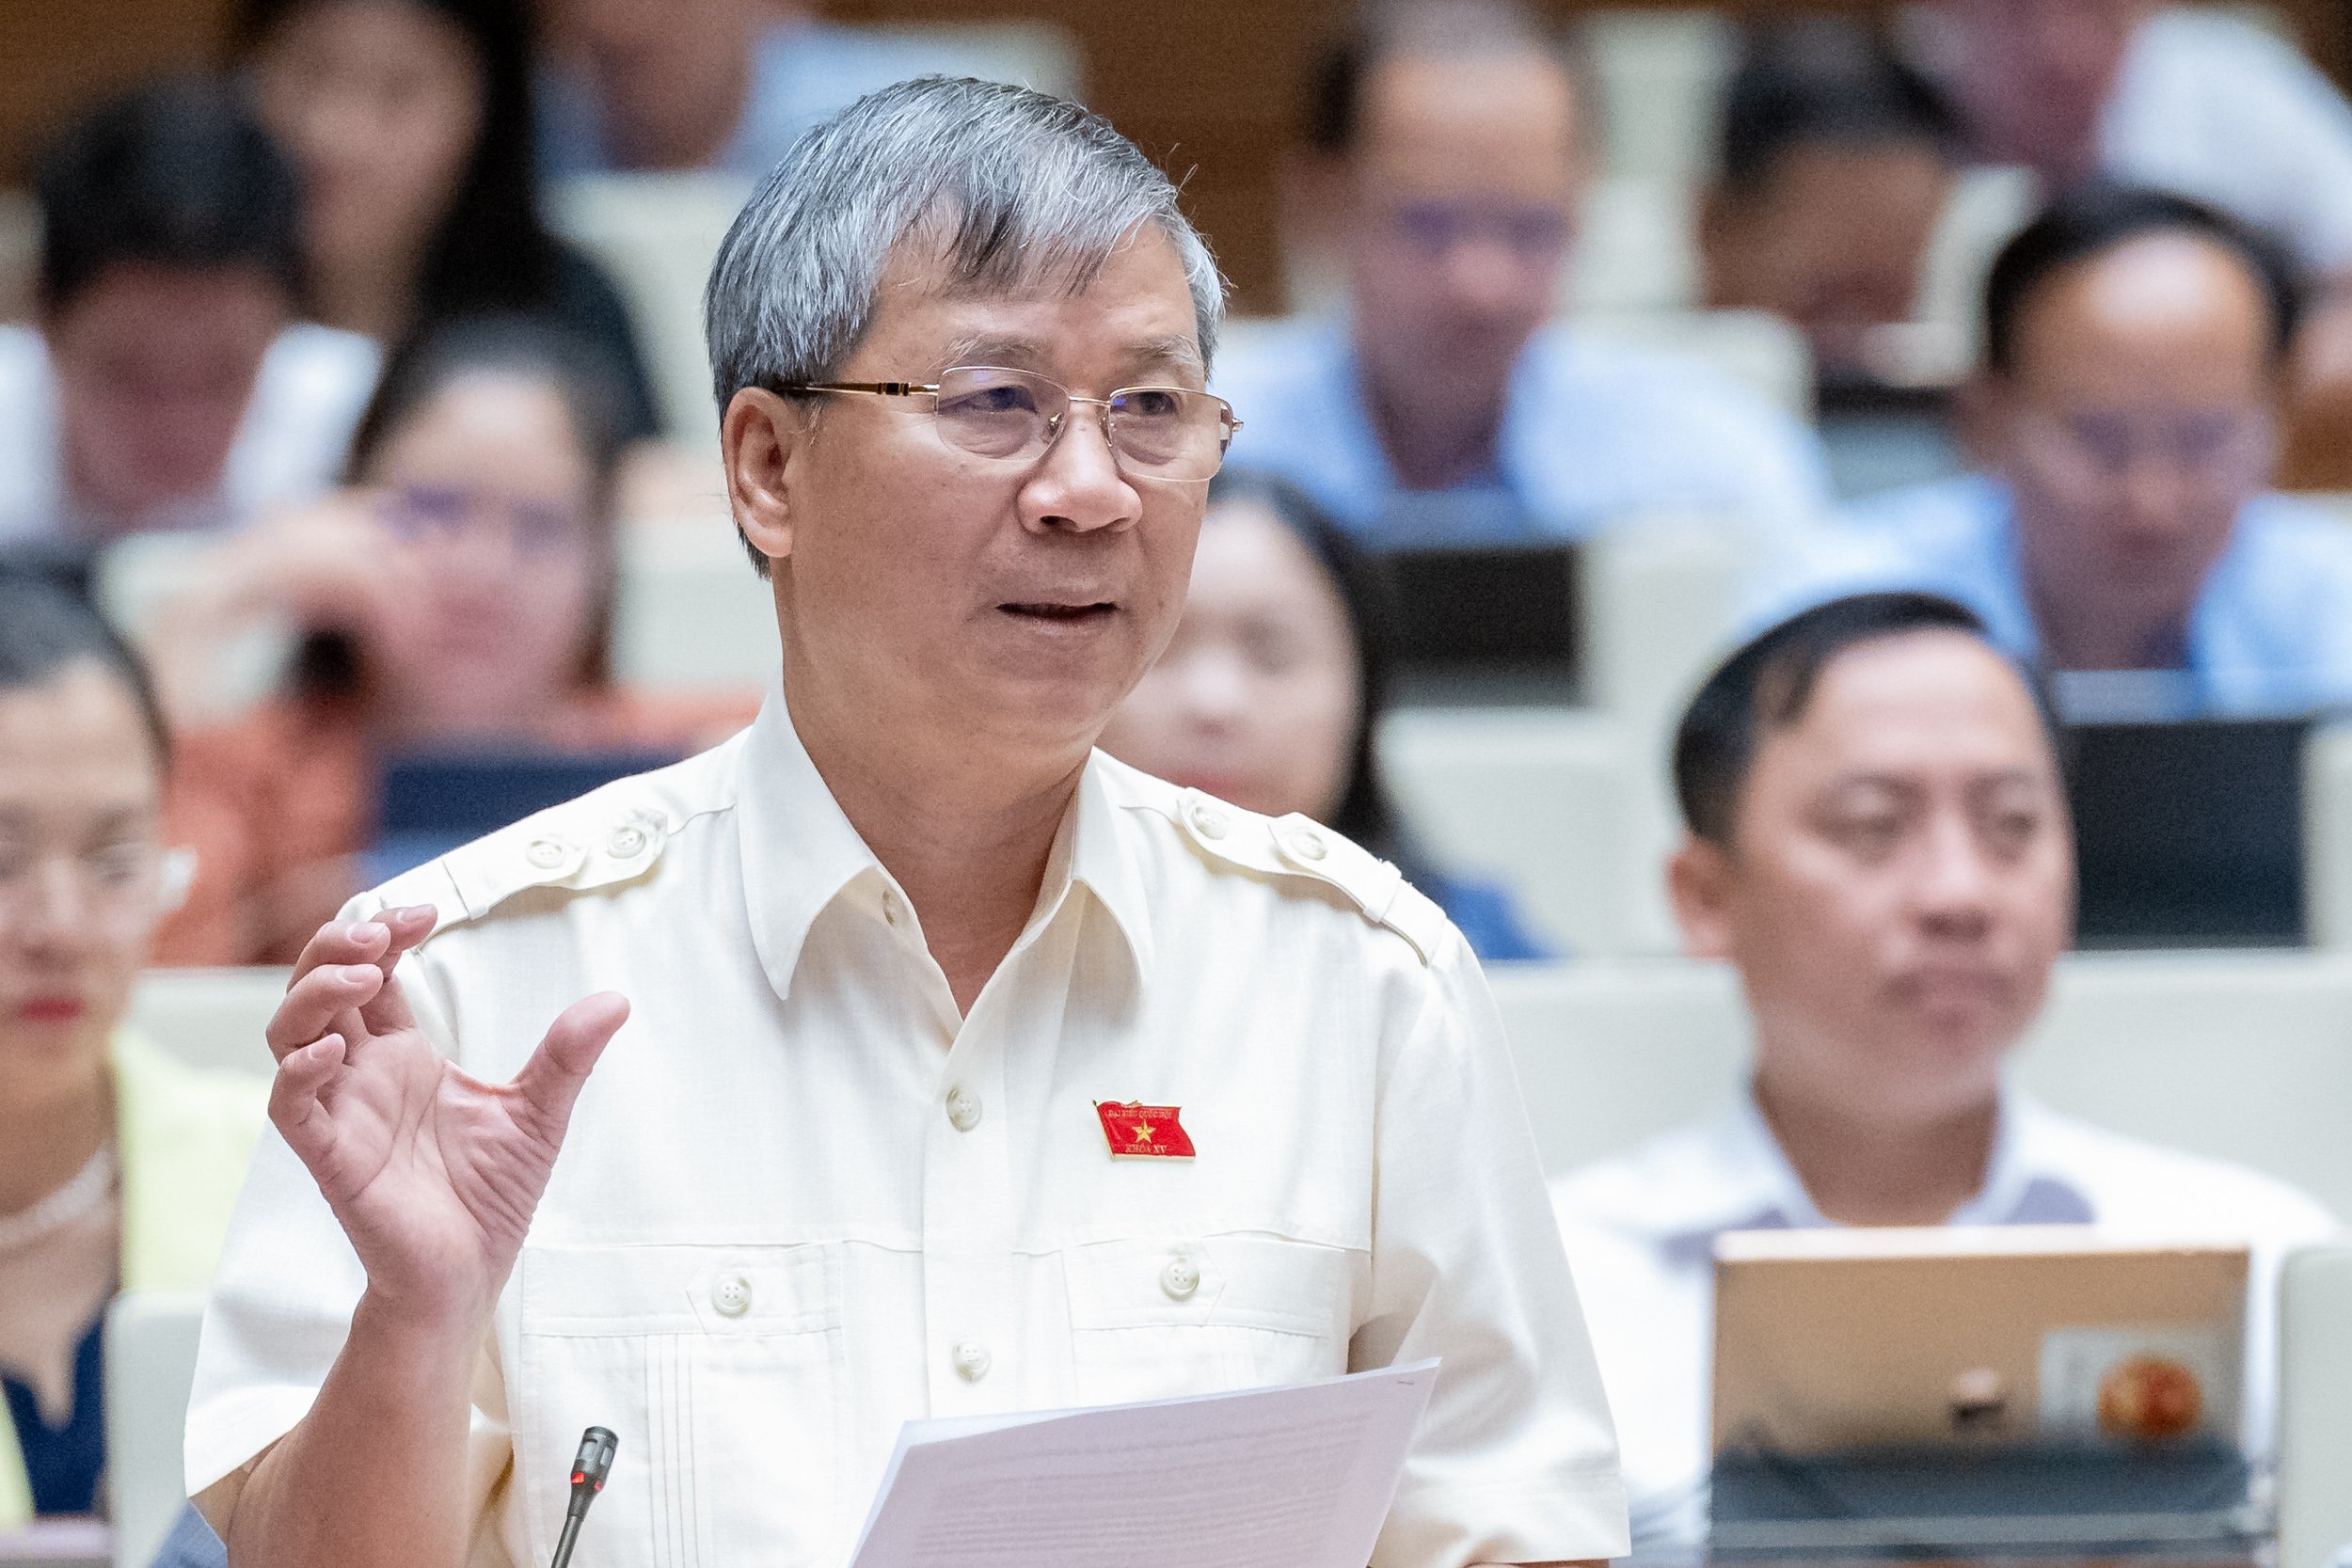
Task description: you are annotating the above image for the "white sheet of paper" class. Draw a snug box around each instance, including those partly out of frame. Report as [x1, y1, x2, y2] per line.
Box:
[845, 1359, 1441, 1568]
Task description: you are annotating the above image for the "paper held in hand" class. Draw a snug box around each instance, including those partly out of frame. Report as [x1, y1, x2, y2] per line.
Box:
[846, 1359, 1441, 1568]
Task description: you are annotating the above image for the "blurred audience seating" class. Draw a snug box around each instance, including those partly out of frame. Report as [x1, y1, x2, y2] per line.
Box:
[1580, 8, 1733, 184]
[102, 1293, 204, 1568]
[2280, 1243, 2352, 1568]
[1494, 951, 2352, 1215]
[546, 172, 753, 449]
[128, 970, 283, 1080]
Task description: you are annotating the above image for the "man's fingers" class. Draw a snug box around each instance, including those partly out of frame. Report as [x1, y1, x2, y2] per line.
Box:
[355, 905, 437, 1035]
[265, 962, 387, 1062]
[509, 993, 629, 1143]
[268, 1033, 348, 1166]
[285, 917, 392, 990]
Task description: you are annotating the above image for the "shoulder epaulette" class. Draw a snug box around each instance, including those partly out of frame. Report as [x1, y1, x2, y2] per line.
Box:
[1157, 787, 1450, 965]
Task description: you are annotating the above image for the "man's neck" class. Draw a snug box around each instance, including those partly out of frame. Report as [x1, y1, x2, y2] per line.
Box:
[1359, 354, 1508, 492]
[1753, 1064, 1998, 1227]
[784, 676, 1087, 1016]
[2017, 530, 2187, 673]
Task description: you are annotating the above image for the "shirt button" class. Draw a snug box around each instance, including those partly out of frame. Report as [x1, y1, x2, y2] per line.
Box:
[1161, 1256, 1201, 1301]
[711, 1274, 753, 1318]
[608, 824, 648, 859]
[525, 837, 571, 870]
[1283, 824, 1329, 862]
[946, 1085, 982, 1132]
[1186, 800, 1231, 840]
[951, 1338, 992, 1381]
[882, 889, 904, 927]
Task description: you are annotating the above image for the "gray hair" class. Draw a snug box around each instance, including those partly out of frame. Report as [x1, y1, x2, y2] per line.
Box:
[705, 77, 1226, 413]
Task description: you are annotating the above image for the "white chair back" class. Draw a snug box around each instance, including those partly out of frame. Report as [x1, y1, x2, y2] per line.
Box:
[546, 172, 754, 448]
[612, 520, 780, 692]
[2278, 1243, 2352, 1568]
[103, 1292, 207, 1568]
[1579, 8, 1736, 182]
[1496, 952, 2352, 1219]
[128, 969, 286, 1081]
[1379, 709, 1647, 956]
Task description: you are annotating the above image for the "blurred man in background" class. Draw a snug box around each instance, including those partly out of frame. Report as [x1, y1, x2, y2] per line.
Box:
[537, 0, 996, 178]
[1927, 0, 2352, 479]
[0, 80, 377, 546]
[1933, 0, 2352, 278]
[1215, 0, 1831, 546]
[1553, 591, 2337, 1544]
[1756, 185, 2352, 717]
[1701, 19, 1963, 384]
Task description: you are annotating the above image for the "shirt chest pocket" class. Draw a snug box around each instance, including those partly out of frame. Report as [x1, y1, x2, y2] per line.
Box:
[1061, 1233, 1364, 1407]
[516, 1243, 847, 1568]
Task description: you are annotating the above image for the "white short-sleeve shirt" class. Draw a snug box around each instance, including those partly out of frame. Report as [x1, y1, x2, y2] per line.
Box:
[1550, 1089, 2339, 1546]
[186, 692, 1628, 1568]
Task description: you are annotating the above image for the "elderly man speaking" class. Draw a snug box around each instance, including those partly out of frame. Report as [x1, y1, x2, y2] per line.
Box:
[181, 80, 1625, 1568]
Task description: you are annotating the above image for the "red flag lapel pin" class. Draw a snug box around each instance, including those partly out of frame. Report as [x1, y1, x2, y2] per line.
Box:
[1093, 1101, 1196, 1159]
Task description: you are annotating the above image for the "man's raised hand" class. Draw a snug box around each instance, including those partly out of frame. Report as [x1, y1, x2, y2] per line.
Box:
[263, 908, 628, 1331]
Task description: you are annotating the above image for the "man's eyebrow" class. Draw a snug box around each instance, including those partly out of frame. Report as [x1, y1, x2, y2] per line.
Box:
[938, 333, 1051, 371]
[1122, 334, 1207, 377]
[931, 333, 1206, 380]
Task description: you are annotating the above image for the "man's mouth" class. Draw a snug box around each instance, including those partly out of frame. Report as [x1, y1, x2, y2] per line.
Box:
[1000, 601, 1116, 622]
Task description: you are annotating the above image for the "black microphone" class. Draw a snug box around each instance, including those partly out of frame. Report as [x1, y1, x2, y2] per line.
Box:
[548, 1426, 618, 1568]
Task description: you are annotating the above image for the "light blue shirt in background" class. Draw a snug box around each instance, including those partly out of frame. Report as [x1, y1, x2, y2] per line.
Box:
[1747, 472, 2352, 717]
[1210, 316, 1833, 547]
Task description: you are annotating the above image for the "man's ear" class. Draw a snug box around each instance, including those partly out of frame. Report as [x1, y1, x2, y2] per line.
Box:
[1666, 832, 1740, 961]
[721, 388, 808, 566]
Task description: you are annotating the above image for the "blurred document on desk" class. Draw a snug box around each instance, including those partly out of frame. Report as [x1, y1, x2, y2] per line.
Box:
[846, 1358, 1440, 1568]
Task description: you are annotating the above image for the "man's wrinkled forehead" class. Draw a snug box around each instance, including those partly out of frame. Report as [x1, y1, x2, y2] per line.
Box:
[868, 226, 1206, 374]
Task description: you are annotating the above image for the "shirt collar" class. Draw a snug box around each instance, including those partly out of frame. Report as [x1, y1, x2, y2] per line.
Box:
[732, 689, 1156, 1001]
[1651, 1081, 2094, 1252]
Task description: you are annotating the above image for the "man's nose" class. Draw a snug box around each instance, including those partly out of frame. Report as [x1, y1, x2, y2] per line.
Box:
[1021, 404, 1142, 533]
[2114, 453, 2197, 539]
[1914, 814, 1996, 934]
[1439, 237, 1547, 315]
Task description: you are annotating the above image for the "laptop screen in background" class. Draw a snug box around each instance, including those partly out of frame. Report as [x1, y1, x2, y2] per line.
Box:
[2064, 716, 2309, 949]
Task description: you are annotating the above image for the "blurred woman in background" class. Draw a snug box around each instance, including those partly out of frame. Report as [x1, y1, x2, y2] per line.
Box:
[0, 578, 264, 1528]
[147, 317, 751, 966]
[233, 0, 661, 438]
[1100, 468, 1553, 960]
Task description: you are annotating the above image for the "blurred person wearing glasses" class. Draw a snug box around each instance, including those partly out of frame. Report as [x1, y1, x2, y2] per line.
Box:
[535, 0, 996, 179]
[1755, 185, 2352, 716]
[0, 578, 266, 1531]
[0, 81, 377, 547]
[1923, 0, 2352, 481]
[1213, 0, 1831, 546]
[182, 80, 1625, 1568]
[139, 318, 751, 969]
